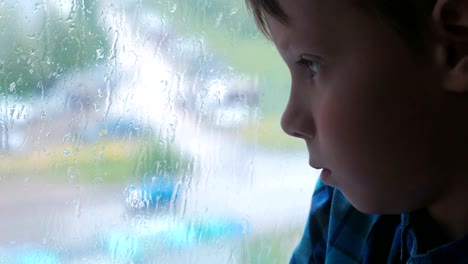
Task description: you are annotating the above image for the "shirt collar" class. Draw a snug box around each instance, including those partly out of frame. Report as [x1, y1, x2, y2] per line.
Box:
[400, 210, 468, 263]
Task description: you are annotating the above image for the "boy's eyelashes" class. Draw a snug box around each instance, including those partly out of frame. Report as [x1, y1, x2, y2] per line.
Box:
[296, 58, 321, 77]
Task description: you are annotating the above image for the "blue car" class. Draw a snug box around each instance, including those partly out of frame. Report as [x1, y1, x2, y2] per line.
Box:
[124, 175, 180, 214]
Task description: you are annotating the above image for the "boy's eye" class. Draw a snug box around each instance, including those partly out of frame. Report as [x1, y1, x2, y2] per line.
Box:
[298, 58, 321, 77]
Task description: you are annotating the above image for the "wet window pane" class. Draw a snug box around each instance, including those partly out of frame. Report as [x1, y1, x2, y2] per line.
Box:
[1, 0, 318, 263]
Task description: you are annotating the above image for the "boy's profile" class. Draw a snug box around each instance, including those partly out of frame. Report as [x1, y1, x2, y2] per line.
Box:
[245, 0, 468, 263]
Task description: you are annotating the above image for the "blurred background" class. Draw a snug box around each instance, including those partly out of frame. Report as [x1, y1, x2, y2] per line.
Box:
[0, 0, 319, 263]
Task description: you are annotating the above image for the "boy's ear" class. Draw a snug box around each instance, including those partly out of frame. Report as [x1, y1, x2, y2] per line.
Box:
[433, 0, 468, 92]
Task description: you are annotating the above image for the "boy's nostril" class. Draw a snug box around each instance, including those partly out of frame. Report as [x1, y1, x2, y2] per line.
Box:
[288, 130, 313, 140]
[292, 132, 305, 138]
[281, 113, 315, 139]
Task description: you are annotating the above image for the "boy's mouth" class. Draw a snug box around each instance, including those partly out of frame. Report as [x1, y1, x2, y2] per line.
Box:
[320, 169, 331, 183]
[309, 160, 332, 178]
[308, 159, 325, 171]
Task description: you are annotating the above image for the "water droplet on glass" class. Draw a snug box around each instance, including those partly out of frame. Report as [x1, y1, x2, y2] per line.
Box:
[75, 199, 81, 217]
[230, 8, 238, 16]
[215, 13, 223, 27]
[96, 48, 105, 59]
[9, 82, 16, 92]
[169, 4, 177, 13]
[64, 149, 70, 156]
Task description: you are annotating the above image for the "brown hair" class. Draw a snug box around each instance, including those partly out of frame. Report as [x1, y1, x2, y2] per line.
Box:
[245, 0, 436, 52]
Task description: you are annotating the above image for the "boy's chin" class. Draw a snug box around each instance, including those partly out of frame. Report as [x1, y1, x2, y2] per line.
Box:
[349, 201, 402, 215]
[340, 189, 417, 215]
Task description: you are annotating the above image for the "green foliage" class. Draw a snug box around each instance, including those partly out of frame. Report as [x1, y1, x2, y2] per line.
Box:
[0, 0, 109, 96]
[0, 137, 193, 183]
[132, 138, 194, 178]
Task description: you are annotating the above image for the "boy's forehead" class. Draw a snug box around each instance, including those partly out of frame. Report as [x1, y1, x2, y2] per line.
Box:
[265, 0, 375, 60]
[265, 10, 327, 59]
[265, 0, 338, 45]
[267, 0, 356, 30]
[264, 14, 290, 51]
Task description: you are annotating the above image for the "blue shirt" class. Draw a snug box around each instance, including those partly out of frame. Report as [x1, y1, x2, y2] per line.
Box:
[290, 180, 468, 264]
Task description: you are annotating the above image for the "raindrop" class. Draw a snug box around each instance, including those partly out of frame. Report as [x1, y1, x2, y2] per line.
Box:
[169, 4, 177, 13]
[96, 48, 105, 59]
[230, 8, 238, 16]
[215, 13, 223, 27]
[63, 149, 70, 156]
[108, 232, 141, 262]
[75, 199, 81, 217]
[9, 82, 16, 92]
[68, 167, 78, 183]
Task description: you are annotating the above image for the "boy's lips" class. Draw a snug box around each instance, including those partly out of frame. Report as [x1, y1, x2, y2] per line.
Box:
[309, 163, 323, 170]
[308, 160, 328, 171]
[309, 160, 332, 178]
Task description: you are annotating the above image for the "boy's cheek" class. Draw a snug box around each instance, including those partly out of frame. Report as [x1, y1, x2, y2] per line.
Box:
[318, 96, 385, 168]
[317, 99, 362, 160]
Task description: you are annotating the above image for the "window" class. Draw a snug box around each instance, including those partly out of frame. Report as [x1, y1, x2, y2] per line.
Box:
[0, 0, 317, 263]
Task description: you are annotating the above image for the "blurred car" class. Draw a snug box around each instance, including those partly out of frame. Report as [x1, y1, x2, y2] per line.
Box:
[0, 97, 34, 152]
[193, 76, 259, 128]
[43, 66, 115, 120]
[124, 175, 181, 215]
[0, 214, 248, 263]
[84, 117, 144, 143]
[104, 216, 247, 263]
[162, 34, 260, 128]
[0, 245, 59, 264]
[39, 65, 162, 145]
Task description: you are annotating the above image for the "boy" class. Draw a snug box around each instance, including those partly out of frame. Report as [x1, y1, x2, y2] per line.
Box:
[245, 0, 468, 263]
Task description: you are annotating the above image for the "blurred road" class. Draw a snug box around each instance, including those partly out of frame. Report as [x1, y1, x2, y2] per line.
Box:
[0, 141, 317, 245]
[0, 132, 318, 263]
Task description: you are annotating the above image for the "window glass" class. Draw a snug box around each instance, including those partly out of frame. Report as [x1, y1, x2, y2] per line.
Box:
[0, 0, 318, 263]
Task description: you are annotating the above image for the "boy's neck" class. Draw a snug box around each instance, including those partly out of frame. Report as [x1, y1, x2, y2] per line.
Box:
[428, 169, 468, 240]
[427, 98, 468, 240]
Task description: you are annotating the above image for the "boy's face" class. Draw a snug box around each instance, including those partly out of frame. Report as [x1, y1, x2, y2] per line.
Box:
[266, 0, 448, 213]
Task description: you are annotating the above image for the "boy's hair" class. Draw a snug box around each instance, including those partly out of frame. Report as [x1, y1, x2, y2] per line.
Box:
[246, 0, 437, 53]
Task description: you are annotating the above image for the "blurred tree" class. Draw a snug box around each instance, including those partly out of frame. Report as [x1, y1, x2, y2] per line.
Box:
[146, 0, 258, 38]
[0, 0, 109, 96]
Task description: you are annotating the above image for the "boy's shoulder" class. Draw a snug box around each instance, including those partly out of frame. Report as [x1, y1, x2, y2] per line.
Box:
[291, 181, 468, 264]
[291, 180, 381, 264]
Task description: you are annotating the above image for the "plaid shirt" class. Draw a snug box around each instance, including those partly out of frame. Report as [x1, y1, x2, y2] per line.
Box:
[290, 180, 468, 264]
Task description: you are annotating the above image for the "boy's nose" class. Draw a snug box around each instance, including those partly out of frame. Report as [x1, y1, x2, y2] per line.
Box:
[280, 92, 315, 140]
